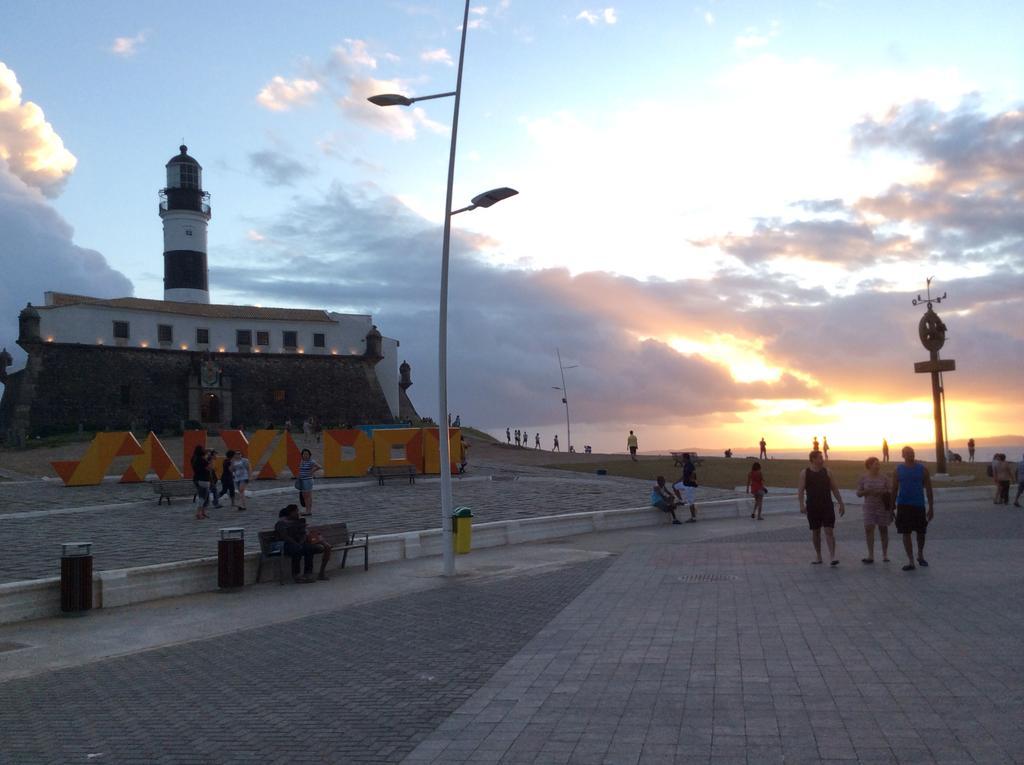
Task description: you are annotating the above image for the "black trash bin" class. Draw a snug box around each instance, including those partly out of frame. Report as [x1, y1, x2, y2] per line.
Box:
[60, 542, 93, 616]
[218, 528, 245, 590]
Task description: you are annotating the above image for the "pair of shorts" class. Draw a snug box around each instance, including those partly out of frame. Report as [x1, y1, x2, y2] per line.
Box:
[653, 499, 675, 513]
[895, 504, 927, 534]
[862, 506, 892, 527]
[753, 488, 766, 499]
[672, 482, 696, 504]
[629, 446, 637, 455]
[296, 478, 314, 492]
[806, 506, 835, 530]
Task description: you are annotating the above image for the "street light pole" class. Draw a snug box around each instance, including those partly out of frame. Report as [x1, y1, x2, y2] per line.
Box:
[368, 1, 517, 577]
[435, 0, 472, 577]
[554, 348, 578, 452]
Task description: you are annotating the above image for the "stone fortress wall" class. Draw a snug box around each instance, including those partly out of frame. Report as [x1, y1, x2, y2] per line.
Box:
[1, 341, 398, 440]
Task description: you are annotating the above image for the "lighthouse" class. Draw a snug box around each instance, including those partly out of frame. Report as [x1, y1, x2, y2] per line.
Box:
[160, 145, 211, 303]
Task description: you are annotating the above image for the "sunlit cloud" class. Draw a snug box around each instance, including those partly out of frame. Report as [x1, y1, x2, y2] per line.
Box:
[256, 76, 321, 111]
[332, 38, 377, 70]
[0, 61, 77, 196]
[0, 63, 132, 363]
[420, 48, 454, 66]
[110, 31, 147, 57]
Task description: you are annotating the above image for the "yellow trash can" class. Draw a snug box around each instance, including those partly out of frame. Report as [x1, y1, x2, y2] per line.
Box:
[452, 506, 473, 554]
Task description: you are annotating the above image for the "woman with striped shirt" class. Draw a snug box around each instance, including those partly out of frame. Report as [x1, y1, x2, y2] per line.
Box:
[297, 448, 322, 517]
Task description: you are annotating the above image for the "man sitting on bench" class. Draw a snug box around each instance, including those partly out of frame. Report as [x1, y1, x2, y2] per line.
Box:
[275, 505, 332, 583]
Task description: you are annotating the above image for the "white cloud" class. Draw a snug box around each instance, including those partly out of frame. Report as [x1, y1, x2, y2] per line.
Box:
[576, 8, 617, 25]
[0, 64, 132, 368]
[704, 11, 715, 26]
[256, 76, 322, 112]
[332, 38, 377, 70]
[110, 31, 146, 57]
[420, 48, 454, 66]
[735, 20, 780, 49]
[0, 62, 77, 196]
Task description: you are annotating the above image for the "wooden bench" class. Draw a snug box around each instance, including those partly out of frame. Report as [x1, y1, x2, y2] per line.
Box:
[256, 521, 369, 584]
[370, 464, 416, 486]
[152, 481, 196, 505]
[670, 452, 702, 468]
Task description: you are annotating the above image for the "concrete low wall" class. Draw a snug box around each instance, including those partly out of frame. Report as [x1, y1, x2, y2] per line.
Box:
[0, 487, 995, 625]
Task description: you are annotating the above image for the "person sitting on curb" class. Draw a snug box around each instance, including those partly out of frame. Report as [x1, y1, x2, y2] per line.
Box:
[274, 505, 332, 583]
[672, 453, 700, 522]
[650, 476, 683, 524]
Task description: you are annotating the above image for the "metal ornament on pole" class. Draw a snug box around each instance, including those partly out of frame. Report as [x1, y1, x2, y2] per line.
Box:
[367, 0, 517, 577]
[911, 277, 956, 474]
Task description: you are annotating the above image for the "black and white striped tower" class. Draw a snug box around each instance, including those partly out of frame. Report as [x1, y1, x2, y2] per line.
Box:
[160, 145, 211, 303]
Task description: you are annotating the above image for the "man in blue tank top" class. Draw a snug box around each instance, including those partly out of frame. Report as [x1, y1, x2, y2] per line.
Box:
[798, 450, 846, 565]
[891, 446, 934, 571]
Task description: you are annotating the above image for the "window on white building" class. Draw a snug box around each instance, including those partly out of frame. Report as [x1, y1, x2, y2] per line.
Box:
[113, 321, 130, 339]
[283, 331, 297, 348]
[256, 331, 269, 346]
[158, 325, 173, 343]
[237, 330, 252, 347]
[196, 328, 209, 345]
[313, 333, 325, 348]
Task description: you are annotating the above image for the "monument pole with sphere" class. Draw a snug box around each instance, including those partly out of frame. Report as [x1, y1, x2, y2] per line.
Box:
[912, 278, 956, 474]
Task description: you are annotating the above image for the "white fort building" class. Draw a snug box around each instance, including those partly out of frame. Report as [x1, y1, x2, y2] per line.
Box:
[0, 146, 417, 440]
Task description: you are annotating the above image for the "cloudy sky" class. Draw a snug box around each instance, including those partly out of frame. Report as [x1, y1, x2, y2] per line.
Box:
[1, 0, 1021, 452]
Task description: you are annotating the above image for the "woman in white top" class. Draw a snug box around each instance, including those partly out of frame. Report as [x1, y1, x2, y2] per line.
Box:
[230, 450, 252, 511]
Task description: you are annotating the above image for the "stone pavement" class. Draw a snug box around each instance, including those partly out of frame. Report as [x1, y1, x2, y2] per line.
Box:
[405, 504, 1024, 764]
[0, 556, 613, 764]
[1, 499, 1022, 764]
[0, 469, 739, 583]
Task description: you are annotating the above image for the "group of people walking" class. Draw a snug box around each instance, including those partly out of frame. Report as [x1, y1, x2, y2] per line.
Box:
[189, 445, 252, 520]
[799, 445, 933, 570]
[990, 453, 1023, 506]
[506, 428, 541, 449]
[649, 445, 938, 572]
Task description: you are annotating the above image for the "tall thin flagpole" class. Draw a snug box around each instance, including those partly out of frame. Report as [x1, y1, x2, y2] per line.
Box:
[438, 0, 471, 577]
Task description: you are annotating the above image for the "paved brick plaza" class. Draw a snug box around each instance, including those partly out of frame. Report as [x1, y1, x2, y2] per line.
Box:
[1, 496, 1022, 764]
[0, 462, 740, 583]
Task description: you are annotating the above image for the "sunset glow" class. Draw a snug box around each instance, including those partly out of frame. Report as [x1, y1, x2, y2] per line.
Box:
[1, 2, 1021, 454]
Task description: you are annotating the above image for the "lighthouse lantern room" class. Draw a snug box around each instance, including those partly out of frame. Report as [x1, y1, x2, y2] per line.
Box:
[160, 145, 212, 303]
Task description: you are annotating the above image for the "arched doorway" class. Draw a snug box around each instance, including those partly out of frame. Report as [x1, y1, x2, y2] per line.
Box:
[201, 393, 220, 424]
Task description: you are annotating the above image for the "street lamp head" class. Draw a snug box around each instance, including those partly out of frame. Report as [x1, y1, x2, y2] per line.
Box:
[368, 93, 414, 107]
[470, 187, 518, 208]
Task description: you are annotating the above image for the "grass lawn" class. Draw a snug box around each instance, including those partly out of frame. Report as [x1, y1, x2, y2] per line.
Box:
[549, 455, 988, 490]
